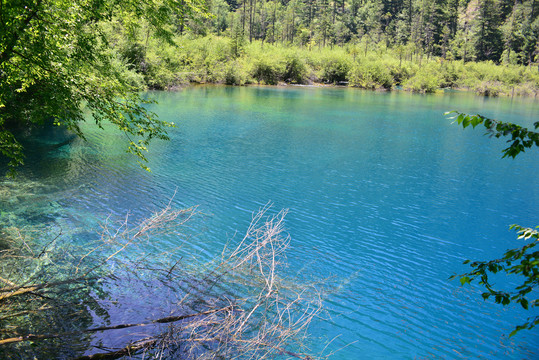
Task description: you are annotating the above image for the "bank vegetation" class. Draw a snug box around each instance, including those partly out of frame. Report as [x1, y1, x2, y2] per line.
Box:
[122, 33, 539, 97]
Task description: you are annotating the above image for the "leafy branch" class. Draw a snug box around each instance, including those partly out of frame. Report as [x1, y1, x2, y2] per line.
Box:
[0, 0, 207, 175]
[449, 225, 539, 336]
[444, 111, 539, 158]
[447, 111, 539, 337]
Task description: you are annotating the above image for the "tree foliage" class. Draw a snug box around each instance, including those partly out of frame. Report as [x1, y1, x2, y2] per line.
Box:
[452, 225, 539, 336]
[445, 111, 539, 158]
[0, 0, 206, 173]
[448, 111, 539, 337]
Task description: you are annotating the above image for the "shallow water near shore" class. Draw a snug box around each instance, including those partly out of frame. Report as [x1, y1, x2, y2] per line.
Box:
[2, 86, 539, 358]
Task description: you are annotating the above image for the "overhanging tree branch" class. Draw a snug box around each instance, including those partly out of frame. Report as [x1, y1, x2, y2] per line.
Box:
[447, 111, 539, 337]
[445, 111, 539, 158]
[0, 0, 43, 65]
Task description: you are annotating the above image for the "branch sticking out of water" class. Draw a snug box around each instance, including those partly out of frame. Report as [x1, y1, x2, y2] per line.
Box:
[0, 202, 326, 359]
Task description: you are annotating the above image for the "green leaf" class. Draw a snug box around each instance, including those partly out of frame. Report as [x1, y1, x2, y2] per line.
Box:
[470, 116, 482, 128]
[448, 111, 539, 338]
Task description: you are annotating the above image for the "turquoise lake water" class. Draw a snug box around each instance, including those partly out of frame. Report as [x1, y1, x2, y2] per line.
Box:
[2, 86, 539, 358]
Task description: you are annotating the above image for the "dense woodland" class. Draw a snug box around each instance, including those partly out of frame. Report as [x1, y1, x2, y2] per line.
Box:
[106, 0, 539, 96]
[196, 0, 539, 64]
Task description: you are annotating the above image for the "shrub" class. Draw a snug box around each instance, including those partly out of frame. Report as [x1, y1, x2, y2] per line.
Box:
[251, 56, 283, 85]
[320, 54, 351, 83]
[109, 55, 146, 90]
[512, 82, 539, 97]
[438, 61, 464, 88]
[282, 53, 308, 84]
[224, 60, 247, 85]
[473, 80, 503, 96]
[349, 61, 394, 89]
[144, 44, 186, 89]
[388, 63, 414, 85]
[403, 64, 443, 93]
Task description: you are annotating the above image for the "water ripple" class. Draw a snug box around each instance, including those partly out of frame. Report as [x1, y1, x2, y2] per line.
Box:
[4, 87, 539, 359]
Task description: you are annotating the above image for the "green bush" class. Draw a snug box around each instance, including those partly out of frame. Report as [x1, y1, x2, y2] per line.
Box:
[251, 57, 282, 85]
[320, 55, 351, 83]
[512, 82, 539, 97]
[349, 61, 394, 89]
[109, 33, 538, 96]
[144, 41, 187, 89]
[282, 53, 308, 84]
[224, 60, 248, 85]
[388, 63, 414, 85]
[403, 64, 443, 93]
[108, 55, 146, 90]
[472, 80, 503, 96]
[437, 61, 464, 88]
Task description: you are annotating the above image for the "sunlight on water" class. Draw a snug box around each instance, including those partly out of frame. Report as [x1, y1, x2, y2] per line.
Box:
[1, 86, 539, 359]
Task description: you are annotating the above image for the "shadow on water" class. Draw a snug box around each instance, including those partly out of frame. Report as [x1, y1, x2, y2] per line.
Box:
[1, 149, 129, 358]
[1, 122, 78, 177]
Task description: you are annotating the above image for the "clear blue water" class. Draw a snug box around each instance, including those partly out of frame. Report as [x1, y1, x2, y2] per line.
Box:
[2, 86, 539, 358]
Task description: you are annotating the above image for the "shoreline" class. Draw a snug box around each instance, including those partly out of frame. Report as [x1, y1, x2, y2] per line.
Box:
[160, 81, 539, 99]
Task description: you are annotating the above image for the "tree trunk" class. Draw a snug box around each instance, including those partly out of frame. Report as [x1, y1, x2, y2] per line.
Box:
[249, 0, 253, 42]
[272, 1, 276, 43]
[178, 0, 185, 35]
[242, 0, 246, 32]
[291, 6, 295, 43]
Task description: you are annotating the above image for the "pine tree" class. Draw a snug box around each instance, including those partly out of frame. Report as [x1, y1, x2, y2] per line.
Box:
[473, 0, 503, 61]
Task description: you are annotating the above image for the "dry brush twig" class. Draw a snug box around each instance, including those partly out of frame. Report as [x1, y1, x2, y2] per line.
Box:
[0, 203, 326, 359]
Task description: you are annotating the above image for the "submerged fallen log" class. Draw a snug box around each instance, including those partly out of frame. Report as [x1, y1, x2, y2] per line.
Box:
[0, 204, 324, 359]
[0, 306, 233, 345]
[74, 337, 160, 360]
[73, 338, 313, 360]
[0, 277, 98, 301]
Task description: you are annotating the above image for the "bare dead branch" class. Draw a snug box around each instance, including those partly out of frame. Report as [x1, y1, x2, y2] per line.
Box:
[73, 337, 160, 360]
[0, 202, 326, 359]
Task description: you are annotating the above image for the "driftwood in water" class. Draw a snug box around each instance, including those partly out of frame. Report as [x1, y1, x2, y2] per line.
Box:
[0, 277, 98, 301]
[0, 306, 232, 345]
[73, 338, 312, 360]
[0, 203, 324, 359]
[74, 337, 160, 360]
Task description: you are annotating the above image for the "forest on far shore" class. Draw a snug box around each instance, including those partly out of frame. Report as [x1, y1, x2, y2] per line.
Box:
[193, 0, 539, 65]
[108, 0, 539, 96]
